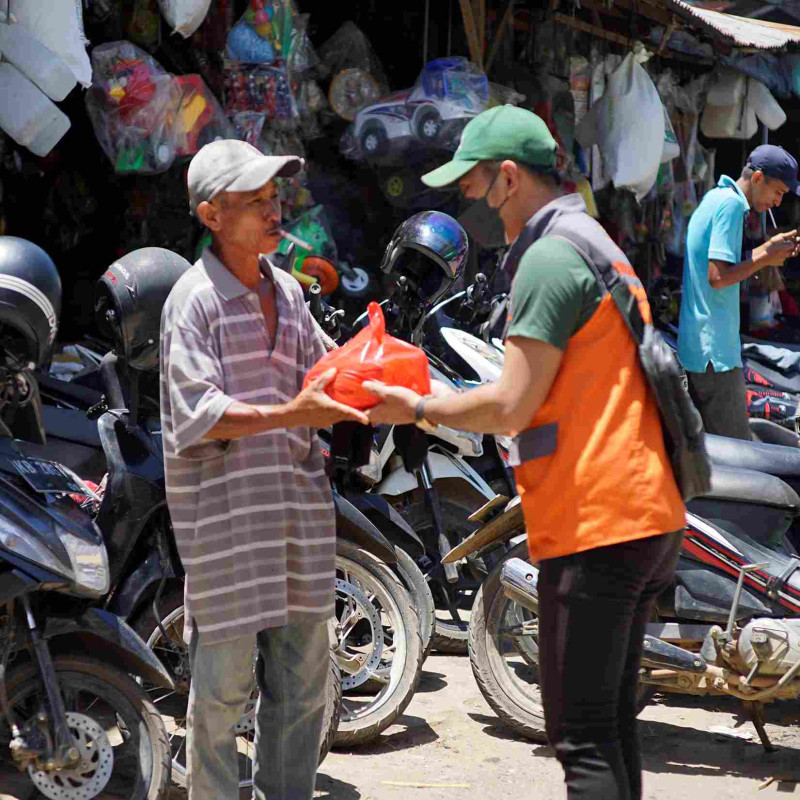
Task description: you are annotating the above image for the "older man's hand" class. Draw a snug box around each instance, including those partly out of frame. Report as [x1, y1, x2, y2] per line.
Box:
[363, 381, 422, 426]
[291, 369, 369, 427]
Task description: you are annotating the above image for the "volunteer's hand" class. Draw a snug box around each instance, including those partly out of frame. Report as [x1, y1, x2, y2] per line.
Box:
[363, 381, 421, 425]
[290, 369, 369, 427]
[756, 229, 800, 267]
[430, 379, 455, 398]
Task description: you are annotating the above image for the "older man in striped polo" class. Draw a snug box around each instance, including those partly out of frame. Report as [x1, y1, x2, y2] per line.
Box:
[160, 140, 367, 800]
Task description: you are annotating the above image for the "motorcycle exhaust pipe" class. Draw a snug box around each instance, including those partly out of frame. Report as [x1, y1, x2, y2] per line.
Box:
[500, 557, 540, 613]
[641, 636, 707, 673]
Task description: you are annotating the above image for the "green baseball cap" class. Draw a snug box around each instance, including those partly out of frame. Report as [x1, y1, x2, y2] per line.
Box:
[422, 105, 558, 188]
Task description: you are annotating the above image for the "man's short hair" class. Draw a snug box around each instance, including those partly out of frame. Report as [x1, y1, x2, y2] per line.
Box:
[480, 159, 561, 188]
[742, 165, 778, 184]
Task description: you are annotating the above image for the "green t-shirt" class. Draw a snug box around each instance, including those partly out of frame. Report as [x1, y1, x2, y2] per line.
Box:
[507, 236, 602, 350]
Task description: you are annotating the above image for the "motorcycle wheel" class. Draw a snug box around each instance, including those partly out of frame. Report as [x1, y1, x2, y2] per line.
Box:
[394, 546, 436, 661]
[3, 656, 170, 800]
[333, 539, 423, 747]
[469, 541, 548, 741]
[396, 481, 485, 654]
[471, 543, 659, 740]
[133, 588, 341, 788]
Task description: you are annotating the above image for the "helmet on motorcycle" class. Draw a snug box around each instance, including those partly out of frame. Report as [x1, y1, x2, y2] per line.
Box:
[380, 211, 468, 312]
[95, 248, 191, 371]
[0, 236, 61, 370]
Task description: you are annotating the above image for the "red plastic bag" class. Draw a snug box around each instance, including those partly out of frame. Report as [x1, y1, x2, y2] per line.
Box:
[304, 302, 431, 409]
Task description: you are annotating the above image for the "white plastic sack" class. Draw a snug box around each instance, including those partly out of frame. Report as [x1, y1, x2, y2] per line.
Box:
[706, 69, 745, 106]
[0, 22, 75, 101]
[749, 78, 786, 130]
[157, 0, 213, 38]
[1, 0, 91, 87]
[577, 54, 673, 201]
[701, 103, 757, 139]
[701, 78, 783, 139]
[0, 63, 70, 156]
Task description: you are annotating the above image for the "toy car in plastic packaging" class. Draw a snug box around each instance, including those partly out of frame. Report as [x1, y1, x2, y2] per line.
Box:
[351, 57, 489, 162]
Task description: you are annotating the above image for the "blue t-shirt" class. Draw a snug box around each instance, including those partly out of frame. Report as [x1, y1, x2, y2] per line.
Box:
[677, 175, 749, 373]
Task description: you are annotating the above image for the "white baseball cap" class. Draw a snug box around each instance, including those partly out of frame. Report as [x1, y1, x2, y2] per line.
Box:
[187, 140, 304, 214]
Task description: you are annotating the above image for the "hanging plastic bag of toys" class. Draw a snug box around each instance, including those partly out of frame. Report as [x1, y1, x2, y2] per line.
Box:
[223, 61, 299, 130]
[319, 21, 389, 121]
[173, 74, 235, 157]
[226, 0, 296, 64]
[85, 41, 182, 174]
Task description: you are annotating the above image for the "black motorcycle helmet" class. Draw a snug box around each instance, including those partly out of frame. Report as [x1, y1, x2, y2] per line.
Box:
[0, 236, 61, 370]
[95, 248, 191, 371]
[380, 211, 468, 313]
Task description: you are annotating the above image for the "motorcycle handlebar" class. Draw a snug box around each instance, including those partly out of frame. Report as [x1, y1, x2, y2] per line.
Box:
[309, 282, 323, 322]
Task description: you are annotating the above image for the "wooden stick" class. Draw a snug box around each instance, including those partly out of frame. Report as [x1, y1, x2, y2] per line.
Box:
[657, 20, 676, 54]
[552, 12, 631, 47]
[486, 0, 515, 73]
[478, 0, 487, 63]
[459, 0, 483, 66]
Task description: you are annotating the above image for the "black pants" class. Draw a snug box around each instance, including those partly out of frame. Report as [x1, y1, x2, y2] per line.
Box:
[687, 365, 751, 441]
[537, 531, 684, 800]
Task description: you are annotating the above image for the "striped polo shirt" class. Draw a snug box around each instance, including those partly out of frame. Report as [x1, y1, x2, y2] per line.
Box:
[160, 248, 335, 645]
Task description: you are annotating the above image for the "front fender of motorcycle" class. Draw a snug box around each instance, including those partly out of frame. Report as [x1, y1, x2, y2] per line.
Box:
[106, 547, 178, 621]
[96, 413, 166, 586]
[335, 491, 397, 564]
[43, 607, 174, 689]
[345, 492, 426, 559]
[442, 495, 525, 564]
[375, 448, 496, 500]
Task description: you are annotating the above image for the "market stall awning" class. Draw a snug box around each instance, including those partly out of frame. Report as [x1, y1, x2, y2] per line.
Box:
[667, 0, 800, 48]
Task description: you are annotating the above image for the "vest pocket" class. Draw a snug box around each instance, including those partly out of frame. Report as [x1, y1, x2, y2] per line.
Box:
[509, 422, 558, 467]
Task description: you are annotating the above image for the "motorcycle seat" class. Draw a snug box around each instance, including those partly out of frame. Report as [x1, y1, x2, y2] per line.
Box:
[699, 464, 800, 510]
[705, 433, 800, 482]
[743, 356, 800, 394]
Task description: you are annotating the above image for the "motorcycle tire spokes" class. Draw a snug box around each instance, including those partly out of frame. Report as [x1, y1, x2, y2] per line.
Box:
[334, 557, 405, 724]
[142, 602, 258, 789]
[333, 540, 422, 747]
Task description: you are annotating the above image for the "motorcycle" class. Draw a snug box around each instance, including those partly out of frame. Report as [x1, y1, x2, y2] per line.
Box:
[35, 252, 427, 755]
[0, 365, 174, 799]
[319, 271, 504, 654]
[446, 455, 800, 745]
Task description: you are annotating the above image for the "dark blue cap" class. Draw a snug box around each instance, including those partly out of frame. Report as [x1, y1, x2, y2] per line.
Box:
[747, 144, 800, 196]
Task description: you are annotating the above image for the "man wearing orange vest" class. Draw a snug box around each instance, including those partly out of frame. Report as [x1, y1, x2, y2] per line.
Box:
[365, 105, 686, 800]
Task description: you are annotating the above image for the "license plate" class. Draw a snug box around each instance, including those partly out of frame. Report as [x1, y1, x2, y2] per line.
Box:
[8, 455, 84, 495]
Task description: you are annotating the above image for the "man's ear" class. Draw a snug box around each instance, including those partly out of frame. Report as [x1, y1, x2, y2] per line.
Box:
[499, 159, 520, 196]
[751, 170, 766, 188]
[197, 200, 222, 232]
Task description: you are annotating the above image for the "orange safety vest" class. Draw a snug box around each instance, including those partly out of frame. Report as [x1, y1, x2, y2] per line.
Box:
[506, 201, 686, 563]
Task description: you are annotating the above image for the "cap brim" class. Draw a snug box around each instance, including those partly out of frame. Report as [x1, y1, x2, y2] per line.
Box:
[226, 155, 304, 193]
[421, 159, 479, 188]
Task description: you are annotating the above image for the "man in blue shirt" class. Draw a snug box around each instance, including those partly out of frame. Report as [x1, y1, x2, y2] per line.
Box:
[678, 145, 800, 439]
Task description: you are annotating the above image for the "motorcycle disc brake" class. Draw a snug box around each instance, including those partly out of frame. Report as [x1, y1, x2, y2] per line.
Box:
[334, 577, 384, 689]
[28, 712, 114, 799]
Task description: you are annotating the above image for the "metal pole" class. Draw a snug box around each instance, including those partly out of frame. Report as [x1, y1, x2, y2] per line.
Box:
[424, 0, 431, 67]
[448, 0, 453, 55]
[761, 123, 768, 238]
